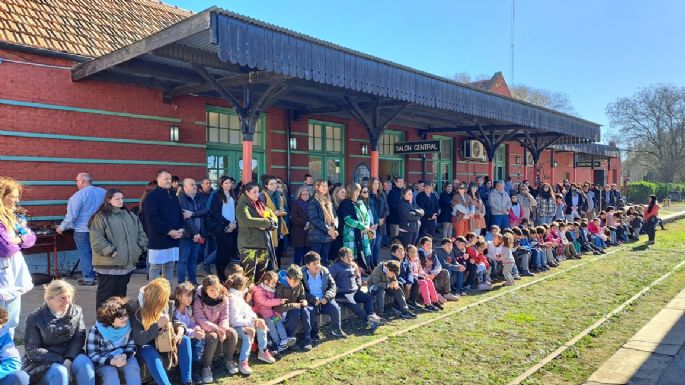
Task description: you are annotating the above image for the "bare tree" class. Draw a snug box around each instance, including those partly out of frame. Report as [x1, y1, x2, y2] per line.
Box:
[606, 84, 685, 183]
[510, 85, 578, 116]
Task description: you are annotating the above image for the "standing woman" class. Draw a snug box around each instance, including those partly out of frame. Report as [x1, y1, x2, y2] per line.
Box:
[207, 175, 238, 282]
[536, 183, 557, 225]
[337, 183, 374, 272]
[89, 189, 148, 309]
[361, 186, 380, 269]
[0, 177, 35, 339]
[329, 186, 346, 263]
[22, 280, 95, 385]
[516, 184, 536, 224]
[289, 186, 311, 266]
[467, 182, 486, 235]
[643, 195, 660, 245]
[307, 180, 338, 266]
[438, 183, 454, 238]
[129, 278, 192, 385]
[397, 188, 423, 248]
[236, 182, 279, 285]
[451, 183, 472, 237]
[368, 177, 388, 266]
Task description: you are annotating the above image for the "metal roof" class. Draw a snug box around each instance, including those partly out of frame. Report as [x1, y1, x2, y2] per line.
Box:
[72, 7, 601, 143]
[552, 143, 620, 158]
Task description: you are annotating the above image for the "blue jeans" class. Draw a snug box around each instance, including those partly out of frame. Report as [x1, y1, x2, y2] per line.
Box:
[491, 215, 510, 230]
[338, 290, 376, 321]
[264, 316, 288, 346]
[73, 232, 95, 280]
[178, 239, 201, 284]
[138, 336, 192, 385]
[308, 242, 331, 266]
[446, 268, 464, 293]
[309, 300, 342, 336]
[0, 371, 29, 385]
[202, 234, 217, 266]
[36, 354, 94, 385]
[538, 215, 554, 226]
[235, 326, 268, 361]
[191, 337, 206, 362]
[284, 308, 311, 344]
[96, 357, 140, 385]
[294, 247, 308, 266]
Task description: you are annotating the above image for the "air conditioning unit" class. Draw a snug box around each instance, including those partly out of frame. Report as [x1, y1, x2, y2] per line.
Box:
[463, 140, 487, 161]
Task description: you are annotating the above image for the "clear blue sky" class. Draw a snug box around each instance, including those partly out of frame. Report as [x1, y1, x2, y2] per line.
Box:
[164, 0, 685, 139]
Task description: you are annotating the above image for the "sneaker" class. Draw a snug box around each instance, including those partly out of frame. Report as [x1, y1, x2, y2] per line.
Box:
[477, 283, 491, 291]
[400, 310, 417, 319]
[257, 349, 276, 364]
[504, 281, 514, 286]
[192, 371, 203, 385]
[424, 304, 437, 312]
[226, 361, 239, 375]
[302, 342, 313, 351]
[367, 314, 382, 323]
[331, 329, 348, 339]
[368, 321, 380, 333]
[521, 271, 534, 277]
[285, 337, 297, 348]
[311, 333, 321, 343]
[239, 360, 252, 375]
[432, 302, 444, 310]
[514, 275, 522, 280]
[444, 293, 460, 301]
[201, 367, 214, 383]
[77, 279, 96, 286]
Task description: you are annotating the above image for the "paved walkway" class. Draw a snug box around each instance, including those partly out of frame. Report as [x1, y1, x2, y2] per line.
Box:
[584, 287, 685, 385]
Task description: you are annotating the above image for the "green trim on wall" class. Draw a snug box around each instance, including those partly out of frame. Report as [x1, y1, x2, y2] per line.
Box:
[27, 216, 64, 222]
[349, 155, 371, 159]
[350, 138, 370, 143]
[1, 155, 204, 167]
[290, 131, 308, 137]
[271, 149, 287, 153]
[408, 171, 424, 175]
[0, 130, 206, 148]
[21, 198, 139, 206]
[0, 99, 181, 122]
[194, 121, 206, 126]
[271, 165, 310, 170]
[20, 181, 149, 186]
[271, 130, 287, 135]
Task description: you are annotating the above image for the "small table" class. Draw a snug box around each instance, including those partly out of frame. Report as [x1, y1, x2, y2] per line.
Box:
[31, 228, 60, 278]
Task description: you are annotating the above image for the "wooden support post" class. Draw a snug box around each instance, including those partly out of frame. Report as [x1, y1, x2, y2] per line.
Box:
[488, 160, 495, 180]
[371, 150, 379, 178]
[572, 153, 577, 182]
[242, 140, 253, 183]
[550, 149, 556, 184]
[523, 150, 529, 180]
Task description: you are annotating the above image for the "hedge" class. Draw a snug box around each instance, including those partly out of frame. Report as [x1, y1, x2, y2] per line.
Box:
[626, 181, 685, 203]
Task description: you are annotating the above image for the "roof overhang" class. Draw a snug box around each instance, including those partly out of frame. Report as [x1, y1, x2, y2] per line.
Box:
[72, 7, 601, 144]
[552, 143, 620, 158]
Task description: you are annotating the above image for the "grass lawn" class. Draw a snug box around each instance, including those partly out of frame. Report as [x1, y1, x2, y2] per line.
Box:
[214, 222, 685, 385]
[660, 201, 685, 217]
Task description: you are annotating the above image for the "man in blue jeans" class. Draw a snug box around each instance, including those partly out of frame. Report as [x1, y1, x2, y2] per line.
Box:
[178, 178, 208, 285]
[488, 180, 511, 230]
[57, 172, 106, 286]
[300, 252, 347, 340]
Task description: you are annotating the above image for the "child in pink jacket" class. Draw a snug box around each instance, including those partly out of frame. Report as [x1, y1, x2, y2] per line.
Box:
[252, 271, 297, 353]
[192, 275, 239, 377]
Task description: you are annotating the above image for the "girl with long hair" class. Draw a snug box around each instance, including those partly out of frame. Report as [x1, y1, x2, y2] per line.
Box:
[536, 183, 556, 225]
[337, 183, 374, 271]
[306, 180, 338, 266]
[643, 195, 660, 245]
[207, 175, 239, 281]
[467, 182, 486, 234]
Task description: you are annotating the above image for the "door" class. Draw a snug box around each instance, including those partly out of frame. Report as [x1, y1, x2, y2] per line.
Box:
[207, 150, 264, 187]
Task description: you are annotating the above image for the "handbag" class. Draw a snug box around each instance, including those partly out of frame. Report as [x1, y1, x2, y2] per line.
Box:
[154, 302, 179, 369]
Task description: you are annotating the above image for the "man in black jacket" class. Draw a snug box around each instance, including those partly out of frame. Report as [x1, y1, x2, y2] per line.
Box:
[416, 181, 439, 238]
[178, 178, 208, 285]
[386, 177, 405, 241]
[143, 170, 187, 282]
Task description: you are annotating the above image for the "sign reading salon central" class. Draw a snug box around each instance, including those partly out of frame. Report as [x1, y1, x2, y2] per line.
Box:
[394, 140, 440, 154]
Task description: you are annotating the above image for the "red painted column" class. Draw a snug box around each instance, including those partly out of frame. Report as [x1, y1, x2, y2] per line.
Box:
[550, 149, 556, 185]
[242, 140, 253, 183]
[523, 151, 529, 180]
[371, 150, 379, 178]
[488, 160, 495, 180]
[572, 153, 577, 183]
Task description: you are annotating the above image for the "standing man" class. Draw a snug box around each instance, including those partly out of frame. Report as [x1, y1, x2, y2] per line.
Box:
[144, 170, 187, 282]
[488, 181, 512, 230]
[198, 178, 213, 198]
[301, 173, 315, 198]
[56, 172, 106, 286]
[178, 178, 208, 284]
[416, 181, 439, 238]
[386, 177, 405, 241]
[583, 182, 596, 220]
[260, 175, 288, 268]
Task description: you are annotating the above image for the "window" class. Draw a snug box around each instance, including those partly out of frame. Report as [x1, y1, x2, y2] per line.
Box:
[206, 108, 263, 147]
[494, 144, 507, 181]
[379, 132, 401, 156]
[431, 136, 453, 189]
[308, 120, 345, 183]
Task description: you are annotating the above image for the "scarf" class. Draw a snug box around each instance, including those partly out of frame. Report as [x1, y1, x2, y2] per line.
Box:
[251, 196, 267, 218]
[259, 283, 275, 293]
[201, 290, 224, 307]
[315, 193, 335, 226]
[262, 190, 289, 236]
[96, 320, 131, 348]
[296, 198, 308, 212]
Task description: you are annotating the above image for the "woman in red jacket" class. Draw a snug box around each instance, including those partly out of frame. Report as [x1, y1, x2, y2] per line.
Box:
[643, 195, 660, 245]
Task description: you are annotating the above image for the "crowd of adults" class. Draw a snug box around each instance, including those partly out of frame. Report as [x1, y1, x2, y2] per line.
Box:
[0, 171, 664, 385]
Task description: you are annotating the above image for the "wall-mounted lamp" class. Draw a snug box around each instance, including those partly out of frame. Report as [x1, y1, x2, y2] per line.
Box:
[361, 144, 368, 155]
[169, 125, 180, 142]
[289, 137, 297, 150]
[552, 160, 559, 168]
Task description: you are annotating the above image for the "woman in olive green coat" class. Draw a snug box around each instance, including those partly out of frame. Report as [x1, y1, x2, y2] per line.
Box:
[89, 189, 147, 308]
[236, 181, 278, 285]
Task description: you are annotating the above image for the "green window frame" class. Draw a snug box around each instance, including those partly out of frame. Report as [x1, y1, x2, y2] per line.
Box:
[432, 135, 453, 188]
[206, 106, 265, 149]
[378, 130, 405, 180]
[308, 120, 345, 183]
[494, 144, 507, 181]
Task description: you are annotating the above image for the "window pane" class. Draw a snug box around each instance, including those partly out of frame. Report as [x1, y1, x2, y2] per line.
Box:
[219, 113, 229, 129]
[229, 114, 240, 130]
[207, 155, 215, 168]
[314, 124, 321, 139]
[327, 158, 342, 184]
[219, 128, 228, 143]
[208, 127, 219, 143]
[309, 157, 322, 180]
[308, 123, 314, 137]
[326, 138, 333, 151]
[208, 112, 219, 128]
[229, 129, 240, 144]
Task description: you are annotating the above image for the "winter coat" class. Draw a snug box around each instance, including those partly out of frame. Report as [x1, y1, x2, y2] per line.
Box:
[488, 189, 512, 216]
[236, 194, 277, 250]
[536, 195, 557, 217]
[306, 198, 334, 244]
[328, 259, 361, 295]
[416, 192, 439, 228]
[438, 191, 454, 223]
[301, 266, 337, 304]
[273, 277, 307, 314]
[289, 199, 309, 248]
[143, 187, 183, 250]
[251, 284, 282, 319]
[89, 207, 147, 271]
[386, 187, 403, 225]
[178, 192, 209, 238]
[367, 261, 399, 290]
[564, 191, 588, 216]
[206, 191, 237, 235]
[228, 288, 258, 328]
[192, 287, 231, 332]
[22, 304, 86, 381]
[128, 299, 185, 348]
[397, 200, 422, 233]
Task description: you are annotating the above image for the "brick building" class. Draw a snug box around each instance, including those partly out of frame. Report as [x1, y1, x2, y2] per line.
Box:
[0, 0, 620, 229]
